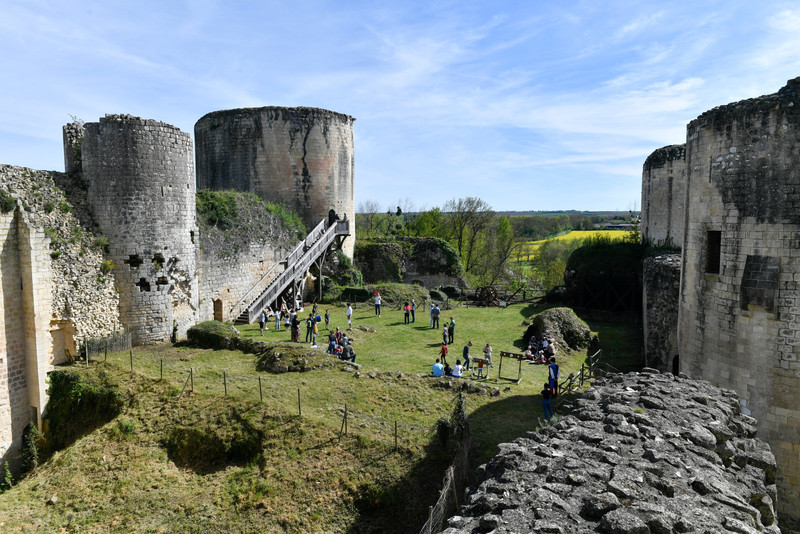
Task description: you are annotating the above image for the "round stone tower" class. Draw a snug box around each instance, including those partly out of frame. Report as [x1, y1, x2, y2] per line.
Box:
[641, 144, 686, 247]
[194, 106, 355, 257]
[678, 76, 800, 527]
[82, 114, 198, 345]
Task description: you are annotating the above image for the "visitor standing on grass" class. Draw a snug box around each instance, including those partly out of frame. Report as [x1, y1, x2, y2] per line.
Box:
[274, 307, 281, 330]
[411, 299, 416, 323]
[447, 316, 455, 344]
[346, 303, 353, 330]
[374, 292, 382, 316]
[324, 310, 330, 330]
[483, 343, 493, 367]
[549, 357, 559, 396]
[439, 342, 448, 366]
[541, 382, 554, 420]
[403, 302, 411, 324]
[259, 309, 267, 336]
[442, 326, 448, 346]
[431, 303, 440, 329]
[463, 341, 472, 370]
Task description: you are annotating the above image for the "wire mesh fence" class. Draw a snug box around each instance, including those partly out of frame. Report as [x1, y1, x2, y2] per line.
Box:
[81, 331, 131, 361]
[418, 393, 472, 534]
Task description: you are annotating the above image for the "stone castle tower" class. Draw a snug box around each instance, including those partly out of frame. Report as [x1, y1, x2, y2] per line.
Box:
[81, 115, 199, 345]
[642, 76, 800, 528]
[194, 107, 356, 258]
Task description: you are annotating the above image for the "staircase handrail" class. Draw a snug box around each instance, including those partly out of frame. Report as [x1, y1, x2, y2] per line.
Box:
[229, 218, 329, 319]
[241, 219, 344, 323]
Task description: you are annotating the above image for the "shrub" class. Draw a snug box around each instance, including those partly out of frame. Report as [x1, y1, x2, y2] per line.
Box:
[59, 201, 72, 213]
[94, 235, 110, 252]
[100, 259, 114, 274]
[44, 202, 55, 213]
[197, 190, 238, 228]
[0, 461, 12, 493]
[187, 321, 241, 349]
[0, 189, 16, 213]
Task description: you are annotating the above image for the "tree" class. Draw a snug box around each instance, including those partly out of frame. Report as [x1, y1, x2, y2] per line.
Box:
[357, 199, 381, 237]
[443, 197, 494, 272]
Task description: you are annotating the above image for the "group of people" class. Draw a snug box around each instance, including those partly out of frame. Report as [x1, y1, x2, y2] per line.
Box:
[525, 335, 557, 363]
[433, 340, 494, 379]
[325, 326, 357, 362]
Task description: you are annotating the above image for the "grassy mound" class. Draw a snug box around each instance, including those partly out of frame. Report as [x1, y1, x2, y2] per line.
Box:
[186, 320, 241, 348]
[522, 307, 594, 350]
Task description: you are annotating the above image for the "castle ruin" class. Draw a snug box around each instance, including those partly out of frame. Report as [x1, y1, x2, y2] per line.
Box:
[642, 76, 800, 528]
[1, 107, 355, 471]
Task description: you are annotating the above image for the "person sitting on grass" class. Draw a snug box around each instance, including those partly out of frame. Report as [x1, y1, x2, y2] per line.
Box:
[341, 342, 356, 362]
[452, 359, 464, 378]
[444, 361, 453, 376]
[432, 358, 444, 377]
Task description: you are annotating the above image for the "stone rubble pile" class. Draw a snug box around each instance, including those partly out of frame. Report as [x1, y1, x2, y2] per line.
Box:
[444, 369, 780, 533]
[0, 164, 121, 341]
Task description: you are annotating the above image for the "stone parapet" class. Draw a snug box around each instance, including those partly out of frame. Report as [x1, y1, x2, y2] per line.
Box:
[443, 371, 780, 533]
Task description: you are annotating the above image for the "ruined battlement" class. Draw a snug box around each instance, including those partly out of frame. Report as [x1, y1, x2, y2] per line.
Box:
[642, 143, 685, 172]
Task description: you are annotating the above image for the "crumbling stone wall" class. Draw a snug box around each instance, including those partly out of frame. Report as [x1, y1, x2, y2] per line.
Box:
[642, 254, 680, 373]
[641, 144, 686, 247]
[679, 76, 800, 528]
[82, 115, 198, 344]
[194, 107, 356, 258]
[444, 371, 780, 533]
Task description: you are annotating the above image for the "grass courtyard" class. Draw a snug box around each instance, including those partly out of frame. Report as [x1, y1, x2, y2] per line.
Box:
[0, 301, 641, 533]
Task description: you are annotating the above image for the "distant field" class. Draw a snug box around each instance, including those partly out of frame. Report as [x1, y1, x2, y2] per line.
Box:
[516, 229, 629, 259]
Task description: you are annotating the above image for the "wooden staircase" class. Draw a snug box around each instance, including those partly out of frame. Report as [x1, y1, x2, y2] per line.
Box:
[230, 218, 350, 324]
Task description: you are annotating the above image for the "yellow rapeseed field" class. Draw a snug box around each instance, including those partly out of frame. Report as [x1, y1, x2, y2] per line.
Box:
[515, 230, 629, 258]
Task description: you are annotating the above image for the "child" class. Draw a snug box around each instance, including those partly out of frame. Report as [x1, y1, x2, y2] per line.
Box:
[444, 362, 453, 376]
[448, 317, 455, 344]
[439, 342, 448, 366]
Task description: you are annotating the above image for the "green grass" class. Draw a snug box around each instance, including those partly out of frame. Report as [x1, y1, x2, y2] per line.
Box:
[0, 301, 638, 532]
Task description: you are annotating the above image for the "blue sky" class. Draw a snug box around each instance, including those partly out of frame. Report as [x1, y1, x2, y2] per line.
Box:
[2, 1, 799, 212]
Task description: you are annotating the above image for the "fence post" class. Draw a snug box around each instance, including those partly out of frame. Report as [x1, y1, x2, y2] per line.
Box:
[129, 350, 133, 373]
[190, 367, 194, 392]
[428, 506, 433, 534]
[224, 371, 227, 396]
[259, 376, 263, 401]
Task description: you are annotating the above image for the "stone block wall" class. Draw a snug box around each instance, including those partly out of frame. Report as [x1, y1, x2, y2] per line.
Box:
[195, 107, 356, 258]
[642, 254, 680, 372]
[0, 211, 29, 468]
[641, 144, 685, 247]
[678, 76, 800, 528]
[82, 115, 198, 344]
[198, 241, 289, 322]
[0, 209, 54, 469]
